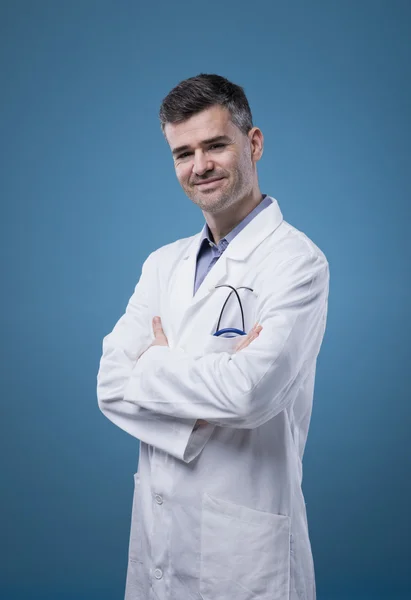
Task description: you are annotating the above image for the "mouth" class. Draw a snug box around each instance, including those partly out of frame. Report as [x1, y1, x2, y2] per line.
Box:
[195, 177, 225, 189]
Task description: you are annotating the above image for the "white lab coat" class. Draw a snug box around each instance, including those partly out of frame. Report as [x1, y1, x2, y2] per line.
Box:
[97, 197, 329, 600]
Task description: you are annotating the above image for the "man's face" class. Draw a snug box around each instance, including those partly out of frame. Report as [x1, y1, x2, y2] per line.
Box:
[165, 105, 256, 214]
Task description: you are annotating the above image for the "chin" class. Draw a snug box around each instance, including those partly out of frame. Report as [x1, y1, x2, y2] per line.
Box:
[200, 195, 232, 214]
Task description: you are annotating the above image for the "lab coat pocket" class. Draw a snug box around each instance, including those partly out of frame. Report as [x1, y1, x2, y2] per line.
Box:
[200, 493, 290, 600]
[128, 473, 143, 564]
[202, 334, 241, 356]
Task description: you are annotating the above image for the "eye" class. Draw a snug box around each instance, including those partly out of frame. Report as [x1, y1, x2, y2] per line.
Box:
[209, 143, 226, 150]
[177, 152, 192, 160]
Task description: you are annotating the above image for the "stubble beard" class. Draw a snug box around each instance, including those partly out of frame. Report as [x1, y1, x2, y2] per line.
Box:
[191, 188, 233, 213]
[186, 169, 249, 215]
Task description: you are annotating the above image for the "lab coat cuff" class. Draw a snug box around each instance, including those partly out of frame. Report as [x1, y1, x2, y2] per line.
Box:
[151, 416, 214, 464]
[183, 421, 215, 463]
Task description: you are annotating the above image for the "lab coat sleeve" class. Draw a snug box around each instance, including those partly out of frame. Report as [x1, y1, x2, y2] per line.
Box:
[96, 251, 215, 462]
[123, 252, 329, 429]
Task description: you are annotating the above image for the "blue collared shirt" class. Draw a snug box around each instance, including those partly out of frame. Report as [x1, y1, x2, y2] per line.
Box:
[193, 194, 272, 295]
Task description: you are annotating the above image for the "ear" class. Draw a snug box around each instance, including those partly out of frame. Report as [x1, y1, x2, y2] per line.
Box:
[248, 127, 264, 162]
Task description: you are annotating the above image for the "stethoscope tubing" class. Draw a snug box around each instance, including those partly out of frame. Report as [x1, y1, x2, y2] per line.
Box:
[214, 285, 254, 335]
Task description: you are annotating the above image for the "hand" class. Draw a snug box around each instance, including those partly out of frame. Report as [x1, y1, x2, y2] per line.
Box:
[151, 316, 168, 347]
[235, 323, 263, 352]
[140, 317, 168, 358]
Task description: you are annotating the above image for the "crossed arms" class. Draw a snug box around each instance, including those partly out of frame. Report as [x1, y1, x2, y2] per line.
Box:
[96, 250, 329, 463]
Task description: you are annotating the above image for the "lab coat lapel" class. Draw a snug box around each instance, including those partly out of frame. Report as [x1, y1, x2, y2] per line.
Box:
[168, 234, 231, 343]
[167, 236, 198, 343]
[169, 198, 283, 343]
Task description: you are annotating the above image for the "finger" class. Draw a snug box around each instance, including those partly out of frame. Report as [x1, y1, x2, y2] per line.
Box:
[236, 339, 252, 353]
[152, 316, 164, 337]
[235, 328, 262, 352]
[236, 323, 259, 346]
[235, 335, 248, 351]
[235, 334, 254, 352]
[247, 331, 260, 345]
[247, 326, 262, 341]
[152, 317, 169, 346]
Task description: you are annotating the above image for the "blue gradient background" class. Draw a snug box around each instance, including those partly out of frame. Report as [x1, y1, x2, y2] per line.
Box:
[1, 1, 410, 599]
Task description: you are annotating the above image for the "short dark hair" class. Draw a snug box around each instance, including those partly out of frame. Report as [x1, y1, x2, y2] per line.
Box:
[159, 73, 253, 136]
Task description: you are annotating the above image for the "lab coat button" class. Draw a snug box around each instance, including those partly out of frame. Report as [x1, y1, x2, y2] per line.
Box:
[154, 568, 163, 579]
[155, 494, 163, 504]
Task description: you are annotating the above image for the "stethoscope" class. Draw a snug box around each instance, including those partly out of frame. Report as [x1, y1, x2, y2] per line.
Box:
[213, 285, 254, 337]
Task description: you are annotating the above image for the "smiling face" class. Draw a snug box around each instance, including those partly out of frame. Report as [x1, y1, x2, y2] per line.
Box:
[164, 105, 263, 214]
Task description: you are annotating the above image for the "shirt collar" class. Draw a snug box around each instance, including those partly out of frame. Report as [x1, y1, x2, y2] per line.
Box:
[198, 194, 272, 250]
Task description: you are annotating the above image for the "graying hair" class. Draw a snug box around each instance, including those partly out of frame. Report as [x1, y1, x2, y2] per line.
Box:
[159, 73, 253, 136]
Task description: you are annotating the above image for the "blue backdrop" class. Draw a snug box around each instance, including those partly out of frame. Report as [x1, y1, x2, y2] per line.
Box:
[1, 1, 410, 599]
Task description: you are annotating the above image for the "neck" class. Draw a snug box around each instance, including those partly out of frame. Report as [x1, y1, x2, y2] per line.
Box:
[205, 189, 263, 244]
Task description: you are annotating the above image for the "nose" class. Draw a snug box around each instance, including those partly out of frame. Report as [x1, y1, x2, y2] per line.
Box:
[192, 150, 213, 177]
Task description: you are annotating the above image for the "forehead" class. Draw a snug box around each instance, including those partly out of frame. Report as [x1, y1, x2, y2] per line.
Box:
[165, 105, 236, 150]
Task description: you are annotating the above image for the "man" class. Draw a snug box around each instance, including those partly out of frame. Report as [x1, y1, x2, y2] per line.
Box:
[97, 73, 329, 600]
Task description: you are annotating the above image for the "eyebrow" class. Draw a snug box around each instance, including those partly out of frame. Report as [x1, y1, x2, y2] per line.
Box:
[171, 135, 231, 156]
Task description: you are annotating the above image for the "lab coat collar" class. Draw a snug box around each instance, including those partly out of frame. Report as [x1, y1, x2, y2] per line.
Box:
[196, 194, 272, 250]
[191, 196, 282, 264]
[169, 197, 283, 343]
